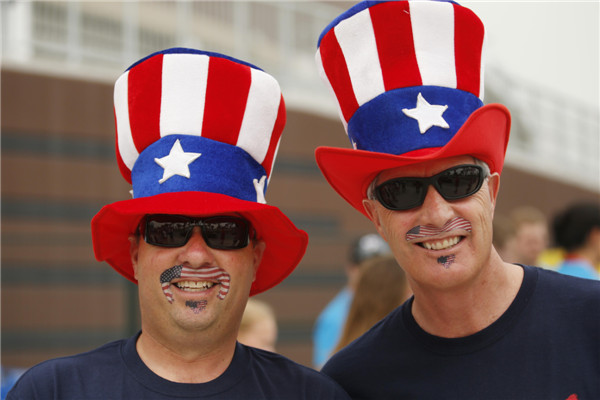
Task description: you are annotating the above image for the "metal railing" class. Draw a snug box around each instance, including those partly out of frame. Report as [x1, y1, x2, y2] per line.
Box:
[486, 67, 599, 192]
[2, 0, 598, 192]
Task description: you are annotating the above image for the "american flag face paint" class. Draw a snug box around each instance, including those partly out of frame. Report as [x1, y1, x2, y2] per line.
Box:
[159, 265, 231, 304]
[406, 217, 472, 242]
[185, 300, 208, 314]
[437, 254, 456, 269]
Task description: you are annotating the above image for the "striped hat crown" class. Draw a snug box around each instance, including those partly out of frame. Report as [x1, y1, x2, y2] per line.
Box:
[316, 0, 485, 157]
[114, 48, 284, 204]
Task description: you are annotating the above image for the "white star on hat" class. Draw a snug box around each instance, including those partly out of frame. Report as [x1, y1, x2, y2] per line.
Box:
[402, 93, 449, 134]
[154, 139, 201, 184]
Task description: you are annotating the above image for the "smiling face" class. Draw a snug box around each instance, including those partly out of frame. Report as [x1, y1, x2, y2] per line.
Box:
[363, 156, 500, 292]
[130, 216, 265, 339]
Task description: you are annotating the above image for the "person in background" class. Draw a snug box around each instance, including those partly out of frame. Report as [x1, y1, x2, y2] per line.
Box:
[313, 1, 600, 398]
[553, 202, 600, 280]
[333, 255, 411, 354]
[238, 298, 278, 352]
[8, 48, 350, 400]
[492, 213, 515, 260]
[312, 233, 391, 368]
[1, 367, 25, 400]
[494, 206, 549, 266]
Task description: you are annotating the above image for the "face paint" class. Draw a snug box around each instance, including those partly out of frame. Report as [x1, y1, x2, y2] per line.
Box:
[159, 265, 231, 303]
[185, 300, 208, 314]
[437, 254, 456, 269]
[406, 217, 472, 242]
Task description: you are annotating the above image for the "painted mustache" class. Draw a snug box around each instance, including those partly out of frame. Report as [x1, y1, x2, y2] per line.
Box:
[159, 265, 231, 303]
[406, 217, 472, 242]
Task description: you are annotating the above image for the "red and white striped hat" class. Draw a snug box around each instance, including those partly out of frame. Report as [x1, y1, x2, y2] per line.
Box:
[315, 0, 511, 218]
[92, 48, 308, 296]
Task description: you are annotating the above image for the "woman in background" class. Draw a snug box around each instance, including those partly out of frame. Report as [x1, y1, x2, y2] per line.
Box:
[333, 256, 411, 353]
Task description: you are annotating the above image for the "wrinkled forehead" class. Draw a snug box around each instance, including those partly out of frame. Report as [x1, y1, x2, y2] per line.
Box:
[375, 155, 477, 184]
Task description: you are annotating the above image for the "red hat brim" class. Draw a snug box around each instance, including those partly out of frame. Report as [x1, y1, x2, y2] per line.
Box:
[91, 191, 308, 296]
[315, 103, 511, 218]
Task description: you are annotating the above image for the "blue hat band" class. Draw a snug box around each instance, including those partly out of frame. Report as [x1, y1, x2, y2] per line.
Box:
[348, 86, 483, 155]
[131, 135, 268, 202]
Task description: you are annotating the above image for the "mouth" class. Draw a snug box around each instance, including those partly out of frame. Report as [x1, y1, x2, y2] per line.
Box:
[417, 235, 464, 251]
[407, 217, 472, 252]
[174, 280, 218, 292]
[160, 265, 231, 303]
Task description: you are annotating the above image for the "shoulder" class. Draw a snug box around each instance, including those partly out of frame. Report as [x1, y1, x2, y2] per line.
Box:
[7, 339, 126, 399]
[527, 266, 600, 320]
[245, 345, 338, 382]
[322, 305, 405, 374]
[21, 338, 123, 373]
[242, 345, 350, 399]
[320, 306, 408, 398]
[533, 265, 599, 297]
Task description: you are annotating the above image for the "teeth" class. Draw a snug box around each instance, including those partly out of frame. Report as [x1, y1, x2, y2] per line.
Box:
[175, 281, 214, 291]
[422, 236, 460, 250]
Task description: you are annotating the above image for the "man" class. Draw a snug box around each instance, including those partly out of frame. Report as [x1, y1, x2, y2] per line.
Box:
[313, 1, 600, 399]
[8, 48, 350, 399]
[312, 233, 390, 368]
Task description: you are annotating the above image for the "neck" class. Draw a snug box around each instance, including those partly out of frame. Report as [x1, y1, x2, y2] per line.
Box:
[410, 252, 523, 338]
[136, 327, 237, 383]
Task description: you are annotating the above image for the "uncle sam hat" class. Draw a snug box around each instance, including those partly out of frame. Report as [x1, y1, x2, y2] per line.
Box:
[315, 0, 511, 218]
[92, 48, 308, 296]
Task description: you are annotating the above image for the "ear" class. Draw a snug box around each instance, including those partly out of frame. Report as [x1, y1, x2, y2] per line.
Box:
[251, 240, 266, 282]
[362, 199, 387, 241]
[487, 173, 501, 212]
[129, 235, 141, 280]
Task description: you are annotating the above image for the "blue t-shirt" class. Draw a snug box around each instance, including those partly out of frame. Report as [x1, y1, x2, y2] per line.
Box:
[556, 258, 599, 280]
[313, 287, 353, 368]
[8, 333, 350, 400]
[322, 266, 600, 400]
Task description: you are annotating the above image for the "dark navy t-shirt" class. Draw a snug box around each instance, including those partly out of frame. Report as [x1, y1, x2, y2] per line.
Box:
[8, 333, 350, 399]
[322, 266, 600, 400]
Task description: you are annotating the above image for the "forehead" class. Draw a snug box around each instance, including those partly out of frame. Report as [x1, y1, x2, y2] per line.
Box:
[377, 155, 476, 182]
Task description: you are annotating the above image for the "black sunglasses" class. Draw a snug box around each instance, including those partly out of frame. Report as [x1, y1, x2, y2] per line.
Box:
[141, 214, 252, 250]
[373, 164, 487, 211]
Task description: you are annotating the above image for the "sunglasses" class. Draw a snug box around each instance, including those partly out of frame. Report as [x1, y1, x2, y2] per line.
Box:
[373, 164, 487, 211]
[141, 214, 252, 250]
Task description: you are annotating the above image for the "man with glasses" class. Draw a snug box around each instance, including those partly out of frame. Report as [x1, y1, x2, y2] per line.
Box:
[314, 1, 599, 399]
[8, 48, 350, 399]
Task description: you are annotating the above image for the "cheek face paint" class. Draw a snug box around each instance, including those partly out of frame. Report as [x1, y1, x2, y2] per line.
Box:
[437, 254, 456, 269]
[159, 265, 232, 304]
[406, 217, 472, 242]
[185, 300, 208, 314]
[160, 265, 183, 304]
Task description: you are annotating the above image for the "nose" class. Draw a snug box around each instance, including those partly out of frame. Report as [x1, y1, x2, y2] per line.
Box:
[420, 184, 454, 225]
[177, 227, 216, 266]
